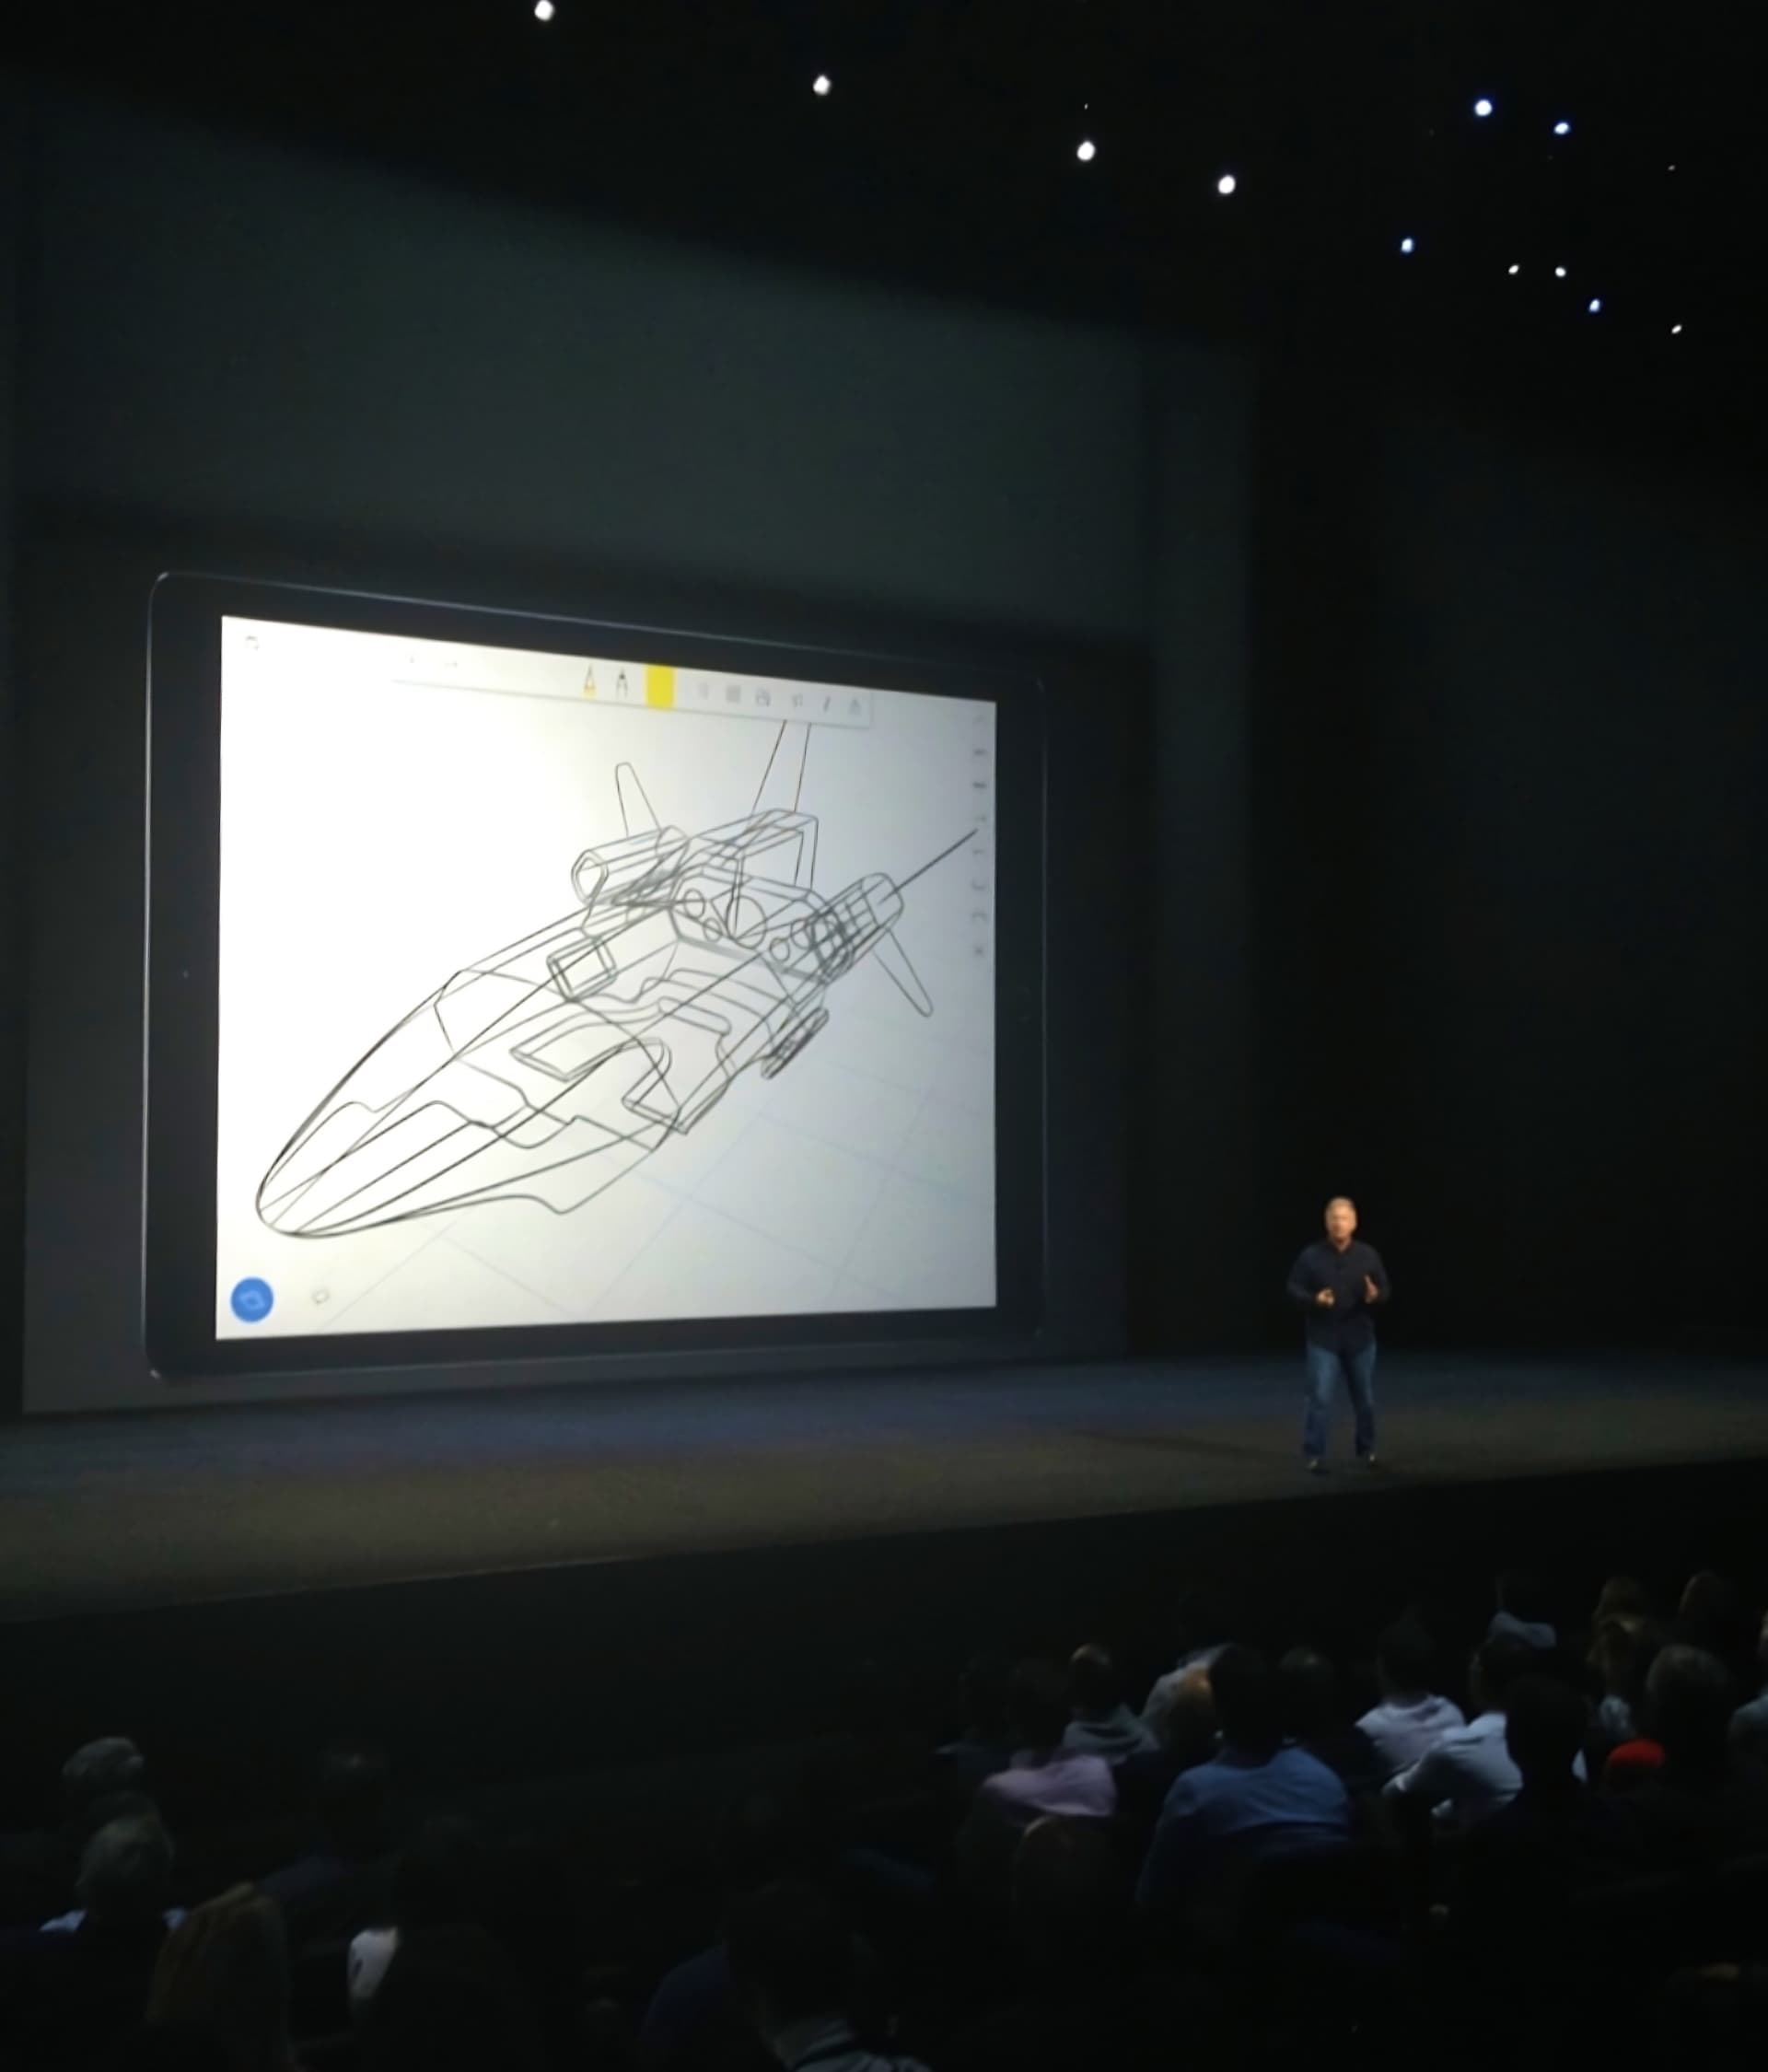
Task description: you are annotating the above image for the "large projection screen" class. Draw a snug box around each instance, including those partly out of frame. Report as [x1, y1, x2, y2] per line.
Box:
[145, 576, 1045, 1379]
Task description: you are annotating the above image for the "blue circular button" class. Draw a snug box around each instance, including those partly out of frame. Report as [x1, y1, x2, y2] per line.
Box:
[230, 1277, 274, 1323]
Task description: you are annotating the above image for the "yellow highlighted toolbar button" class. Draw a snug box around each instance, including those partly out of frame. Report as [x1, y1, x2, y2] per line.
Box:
[645, 665, 676, 709]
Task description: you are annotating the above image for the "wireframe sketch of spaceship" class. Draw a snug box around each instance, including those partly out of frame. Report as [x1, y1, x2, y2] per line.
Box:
[257, 724, 966, 1237]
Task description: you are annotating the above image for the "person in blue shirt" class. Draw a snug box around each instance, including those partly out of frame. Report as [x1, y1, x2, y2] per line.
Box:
[1136, 1647, 1351, 1921]
[1285, 1196, 1390, 1472]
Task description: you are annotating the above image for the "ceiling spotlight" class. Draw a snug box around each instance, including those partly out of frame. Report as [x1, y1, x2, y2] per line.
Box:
[1588, 297, 1602, 314]
[812, 74, 832, 96]
[1399, 236, 1415, 255]
[1216, 173, 1238, 196]
[1553, 120, 1572, 137]
[1473, 97, 1495, 118]
[1671, 322, 1684, 335]
[533, 0, 554, 17]
[1076, 138, 1097, 162]
[1553, 265, 1567, 279]
[1507, 263, 1521, 276]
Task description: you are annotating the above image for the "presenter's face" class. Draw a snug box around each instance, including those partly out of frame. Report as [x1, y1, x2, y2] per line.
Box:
[1324, 1202, 1356, 1245]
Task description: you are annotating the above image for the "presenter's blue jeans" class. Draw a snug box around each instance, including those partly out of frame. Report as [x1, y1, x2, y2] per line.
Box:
[1303, 1343, 1377, 1461]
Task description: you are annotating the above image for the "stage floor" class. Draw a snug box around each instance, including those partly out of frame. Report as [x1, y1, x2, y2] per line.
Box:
[6, 1352, 1767, 1622]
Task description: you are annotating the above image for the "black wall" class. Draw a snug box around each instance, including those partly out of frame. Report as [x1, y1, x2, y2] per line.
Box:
[1234, 374, 1768, 1351]
[0, 79, 23, 1416]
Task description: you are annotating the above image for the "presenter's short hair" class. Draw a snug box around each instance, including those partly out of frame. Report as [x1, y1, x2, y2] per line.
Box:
[1324, 1195, 1356, 1213]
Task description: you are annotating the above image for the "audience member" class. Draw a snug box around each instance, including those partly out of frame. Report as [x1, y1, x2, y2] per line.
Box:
[1591, 1576, 1650, 1633]
[724, 1881, 930, 2072]
[1063, 1645, 1157, 1764]
[0, 1736, 153, 1931]
[258, 1741, 395, 1951]
[359, 1923, 548, 2072]
[968, 1663, 1116, 1830]
[1387, 1633, 1573, 1828]
[1453, 1675, 1640, 1932]
[0, 1815, 181, 2068]
[1355, 1620, 1465, 1779]
[638, 1790, 816, 2072]
[1489, 1571, 1558, 1652]
[1136, 1647, 1351, 1919]
[347, 1816, 494, 2011]
[1138, 1593, 1232, 1742]
[1674, 1573, 1757, 1689]
[1277, 1647, 1386, 1801]
[936, 1817, 1141, 2072]
[1727, 1612, 1768, 1764]
[1621, 1646, 1768, 1870]
[145, 1884, 300, 2072]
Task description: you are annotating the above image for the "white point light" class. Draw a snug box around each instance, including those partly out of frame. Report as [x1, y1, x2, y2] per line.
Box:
[533, 0, 554, 18]
[1554, 265, 1567, 279]
[1671, 322, 1684, 335]
[1076, 138, 1096, 163]
[1553, 120, 1572, 137]
[813, 74, 832, 97]
[1474, 97, 1495, 118]
[1588, 297, 1602, 314]
[1400, 236, 1415, 255]
[1507, 263, 1521, 276]
[1216, 172, 1238, 196]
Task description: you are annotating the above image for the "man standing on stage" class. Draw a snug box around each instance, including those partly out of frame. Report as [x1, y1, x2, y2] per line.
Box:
[1286, 1196, 1389, 1473]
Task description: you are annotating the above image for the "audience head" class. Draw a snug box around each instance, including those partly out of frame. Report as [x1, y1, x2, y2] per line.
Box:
[1505, 1675, 1588, 1789]
[726, 1880, 855, 2042]
[1277, 1647, 1343, 1742]
[1594, 1576, 1649, 1628]
[1678, 1571, 1742, 1635]
[1006, 1659, 1073, 1758]
[64, 1737, 146, 1810]
[1152, 1661, 1218, 1762]
[1646, 1645, 1736, 1776]
[78, 1814, 175, 1931]
[1496, 1571, 1553, 1629]
[1208, 1647, 1283, 1758]
[314, 1740, 392, 1859]
[1376, 1618, 1436, 1700]
[1068, 1644, 1126, 1722]
[1470, 1633, 1538, 1716]
[1589, 1618, 1642, 1698]
[362, 1924, 546, 2072]
[146, 1885, 293, 2072]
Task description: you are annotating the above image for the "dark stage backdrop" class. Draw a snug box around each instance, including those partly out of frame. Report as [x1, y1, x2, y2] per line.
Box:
[1240, 365, 1768, 1352]
[0, 82, 21, 1415]
[4, 82, 1250, 1412]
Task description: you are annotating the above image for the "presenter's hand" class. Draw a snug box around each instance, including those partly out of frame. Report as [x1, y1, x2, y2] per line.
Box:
[1364, 1275, 1380, 1302]
[1315, 1288, 1336, 1307]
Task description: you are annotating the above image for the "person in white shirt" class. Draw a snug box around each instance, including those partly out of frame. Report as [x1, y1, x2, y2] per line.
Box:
[1356, 1619, 1465, 1779]
[726, 1880, 930, 2072]
[1387, 1634, 1584, 1828]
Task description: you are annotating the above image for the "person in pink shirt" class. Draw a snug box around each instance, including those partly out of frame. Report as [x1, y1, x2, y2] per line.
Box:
[957, 1662, 1115, 1897]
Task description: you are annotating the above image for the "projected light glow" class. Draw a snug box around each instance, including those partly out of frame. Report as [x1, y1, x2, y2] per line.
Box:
[214, 619, 998, 1340]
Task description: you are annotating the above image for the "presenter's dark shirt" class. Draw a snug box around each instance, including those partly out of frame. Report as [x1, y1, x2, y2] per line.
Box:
[1286, 1240, 1390, 1351]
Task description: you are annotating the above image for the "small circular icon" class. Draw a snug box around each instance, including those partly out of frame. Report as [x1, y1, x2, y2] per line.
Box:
[230, 1277, 274, 1323]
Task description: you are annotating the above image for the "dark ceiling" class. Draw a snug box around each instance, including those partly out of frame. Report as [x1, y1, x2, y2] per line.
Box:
[6, 0, 1764, 460]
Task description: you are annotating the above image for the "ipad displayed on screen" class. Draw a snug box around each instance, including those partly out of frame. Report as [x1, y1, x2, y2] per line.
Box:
[144, 576, 1045, 1377]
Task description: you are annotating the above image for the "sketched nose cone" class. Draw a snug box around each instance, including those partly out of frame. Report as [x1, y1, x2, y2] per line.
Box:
[257, 1096, 471, 1236]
